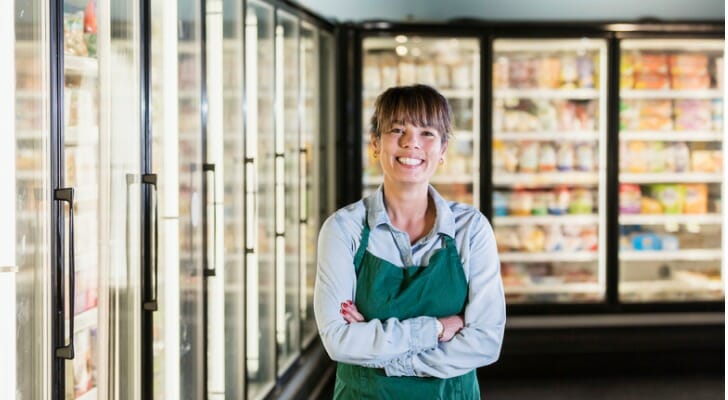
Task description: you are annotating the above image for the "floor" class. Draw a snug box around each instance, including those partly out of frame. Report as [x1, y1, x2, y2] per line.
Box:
[316, 371, 725, 399]
[480, 373, 724, 400]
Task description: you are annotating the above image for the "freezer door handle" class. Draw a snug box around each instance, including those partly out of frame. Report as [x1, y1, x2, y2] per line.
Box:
[55, 187, 75, 360]
[203, 163, 217, 277]
[142, 174, 158, 311]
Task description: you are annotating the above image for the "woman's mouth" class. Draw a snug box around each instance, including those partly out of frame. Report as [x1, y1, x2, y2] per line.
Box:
[396, 156, 423, 166]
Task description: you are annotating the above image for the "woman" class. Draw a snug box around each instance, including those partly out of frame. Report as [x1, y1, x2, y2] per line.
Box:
[314, 84, 505, 399]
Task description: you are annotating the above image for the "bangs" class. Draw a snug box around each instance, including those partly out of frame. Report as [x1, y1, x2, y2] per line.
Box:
[370, 85, 452, 139]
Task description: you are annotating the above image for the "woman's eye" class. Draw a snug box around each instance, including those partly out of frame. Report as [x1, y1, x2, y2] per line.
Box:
[390, 128, 403, 134]
[422, 131, 435, 137]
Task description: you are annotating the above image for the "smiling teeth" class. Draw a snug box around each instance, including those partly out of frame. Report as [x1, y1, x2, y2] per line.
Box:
[397, 157, 422, 166]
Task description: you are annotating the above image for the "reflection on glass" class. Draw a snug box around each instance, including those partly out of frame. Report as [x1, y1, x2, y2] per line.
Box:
[177, 1, 204, 399]
[14, 1, 51, 398]
[246, 1, 276, 398]
[491, 38, 608, 304]
[361, 36, 481, 206]
[150, 0, 182, 398]
[617, 38, 725, 302]
[62, 0, 102, 398]
[300, 22, 320, 345]
[216, 0, 246, 398]
[276, 9, 301, 374]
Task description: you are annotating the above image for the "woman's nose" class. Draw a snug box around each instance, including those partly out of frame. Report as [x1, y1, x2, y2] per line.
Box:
[400, 131, 420, 148]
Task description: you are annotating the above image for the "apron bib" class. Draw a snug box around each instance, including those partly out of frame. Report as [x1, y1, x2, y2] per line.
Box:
[334, 223, 479, 400]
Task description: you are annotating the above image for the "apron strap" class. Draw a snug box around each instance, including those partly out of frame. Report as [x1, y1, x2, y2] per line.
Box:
[353, 219, 371, 273]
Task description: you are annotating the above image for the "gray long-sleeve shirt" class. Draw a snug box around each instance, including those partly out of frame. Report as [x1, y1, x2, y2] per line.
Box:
[314, 185, 506, 379]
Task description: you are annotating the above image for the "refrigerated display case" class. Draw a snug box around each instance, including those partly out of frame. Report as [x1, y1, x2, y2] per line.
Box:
[339, 21, 724, 320]
[617, 38, 725, 302]
[491, 38, 608, 304]
[361, 35, 481, 206]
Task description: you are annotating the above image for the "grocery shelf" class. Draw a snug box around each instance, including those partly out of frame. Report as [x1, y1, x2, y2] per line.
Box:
[619, 172, 723, 183]
[619, 130, 723, 142]
[494, 214, 599, 226]
[620, 279, 724, 293]
[620, 249, 723, 262]
[494, 38, 606, 52]
[505, 282, 602, 295]
[493, 171, 598, 186]
[500, 251, 598, 263]
[621, 89, 722, 99]
[494, 131, 600, 141]
[494, 88, 599, 100]
[620, 39, 725, 51]
[619, 213, 722, 226]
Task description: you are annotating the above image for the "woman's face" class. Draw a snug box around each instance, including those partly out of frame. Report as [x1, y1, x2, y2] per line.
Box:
[372, 121, 447, 188]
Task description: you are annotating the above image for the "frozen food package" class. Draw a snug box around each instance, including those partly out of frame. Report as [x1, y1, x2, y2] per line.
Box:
[509, 190, 533, 216]
[575, 142, 595, 171]
[651, 184, 686, 214]
[670, 73, 710, 90]
[539, 142, 556, 172]
[683, 183, 708, 214]
[519, 141, 539, 172]
[633, 72, 670, 90]
[560, 55, 578, 88]
[493, 57, 508, 89]
[668, 53, 709, 74]
[716, 57, 724, 90]
[577, 55, 595, 88]
[539, 57, 561, 88]
[691, 150, 719, 172]
[634, 53, 668, 74]
[556, 142, 574, 171]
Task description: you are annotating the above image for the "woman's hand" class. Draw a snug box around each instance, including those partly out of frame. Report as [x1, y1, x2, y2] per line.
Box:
[437, 315, 464, 342]
[340, 300, 365, 324]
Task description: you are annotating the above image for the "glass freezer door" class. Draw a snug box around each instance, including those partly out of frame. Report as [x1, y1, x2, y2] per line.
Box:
[618, 38, 725, 302]
[11, 1, 52, 399]
[60, 0, 144, 398]
[245, 2, 277, 398]
[491, 38, 608, 304]
[361, 35, 481, 207]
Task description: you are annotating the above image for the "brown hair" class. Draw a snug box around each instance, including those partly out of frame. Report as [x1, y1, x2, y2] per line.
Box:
[369, 84, 452, 145]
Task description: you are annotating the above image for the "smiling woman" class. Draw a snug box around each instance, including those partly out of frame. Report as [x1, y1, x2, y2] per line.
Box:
[314, 84, 506, 399]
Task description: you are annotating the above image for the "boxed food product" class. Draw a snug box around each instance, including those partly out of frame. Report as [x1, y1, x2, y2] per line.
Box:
[619, 184, 641, 214]
[634, 53, 669, 74]
[650, 184, 685, 214]
[668, 53, 708, 74]
[683, 183, 708, 214]
[633, 72, 670, 90]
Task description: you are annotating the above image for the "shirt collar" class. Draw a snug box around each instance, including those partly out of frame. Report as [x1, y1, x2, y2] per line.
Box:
[365, 185, 456, 240]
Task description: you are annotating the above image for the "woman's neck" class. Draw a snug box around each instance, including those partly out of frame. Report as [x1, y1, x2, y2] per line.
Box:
[382, 183, 435, 244]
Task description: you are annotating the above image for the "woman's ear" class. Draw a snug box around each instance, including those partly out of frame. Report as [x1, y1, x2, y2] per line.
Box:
[370, 132, 380, 155]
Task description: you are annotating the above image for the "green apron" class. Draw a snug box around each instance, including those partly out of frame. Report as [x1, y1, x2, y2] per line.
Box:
[334, 222, 479, 400]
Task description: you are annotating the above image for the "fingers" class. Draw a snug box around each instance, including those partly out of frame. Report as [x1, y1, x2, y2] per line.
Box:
[340, 300, 365, 324]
